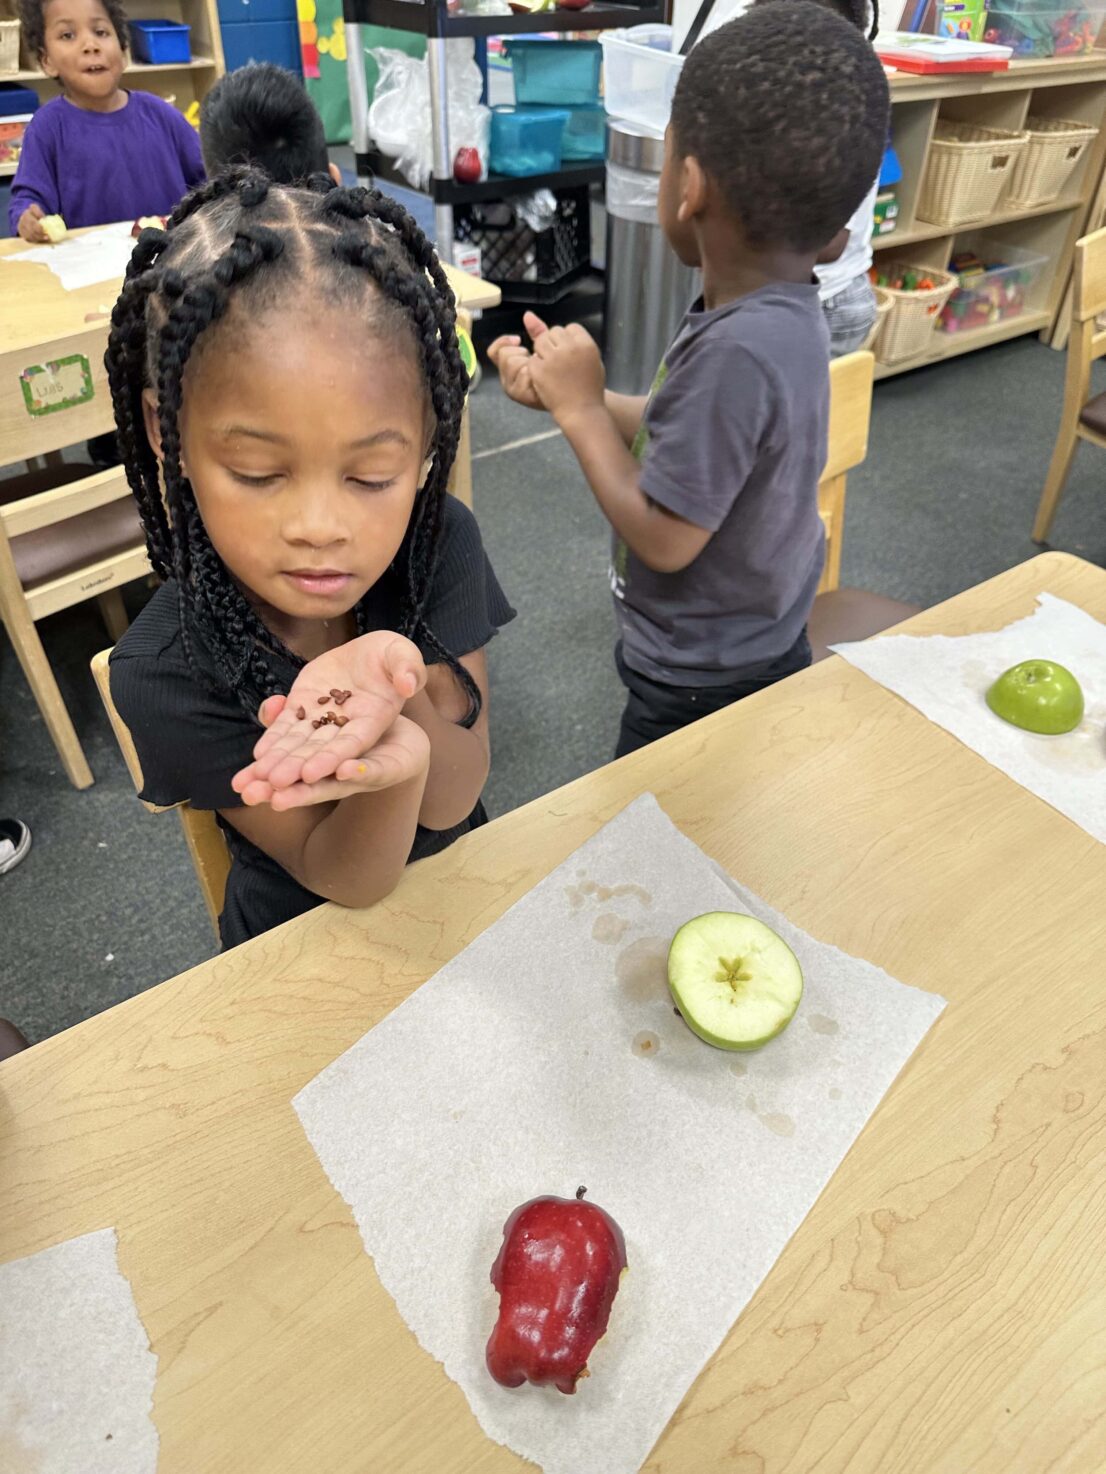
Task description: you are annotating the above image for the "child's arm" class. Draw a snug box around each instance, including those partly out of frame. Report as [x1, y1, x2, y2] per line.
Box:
[403, 652, 490, 830]
[604, 392, 649, 448]
[9, 118, 60, 242]
[490, 313, 647, 449]
[226, 631, 490, 906]
[527, 325, 712, 575]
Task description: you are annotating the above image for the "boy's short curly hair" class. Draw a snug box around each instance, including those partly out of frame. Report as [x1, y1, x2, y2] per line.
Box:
[18, 0, 130, 58]
[670, 2, 889, 252]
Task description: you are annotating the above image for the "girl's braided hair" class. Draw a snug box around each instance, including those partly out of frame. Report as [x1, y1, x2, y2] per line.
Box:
[106, 168, 480, 725]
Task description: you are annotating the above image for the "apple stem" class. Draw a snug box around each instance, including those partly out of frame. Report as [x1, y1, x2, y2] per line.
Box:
[575, 1185, 587, 1200]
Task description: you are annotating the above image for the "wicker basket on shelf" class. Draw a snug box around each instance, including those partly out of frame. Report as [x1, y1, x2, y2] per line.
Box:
[863, 287, 894, 353]
[1006, 117, 1099, 208]
[0, 19, 20, 73]
[873, 265, 958, 365]
[917, 121, 1029, 227]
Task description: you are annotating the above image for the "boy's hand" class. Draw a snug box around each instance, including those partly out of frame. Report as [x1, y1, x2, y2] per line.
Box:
[488, 333, 546, 411]
[231, 631, 427, 804]
[528, 321, 605, 426]
[17, 205, 49, 244]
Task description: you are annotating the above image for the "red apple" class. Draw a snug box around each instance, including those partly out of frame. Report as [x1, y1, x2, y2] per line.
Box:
[454, 147, 482, 184]
[486, 1188, 627, 1394]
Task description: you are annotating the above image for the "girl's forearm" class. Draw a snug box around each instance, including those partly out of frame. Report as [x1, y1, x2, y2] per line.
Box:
[403, 686, 490, 830]
[302, 762, 429, 907]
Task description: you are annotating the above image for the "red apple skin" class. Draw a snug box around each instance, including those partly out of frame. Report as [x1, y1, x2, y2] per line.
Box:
[558, 0, 594, 9]
[486, 1194, 627, 1395]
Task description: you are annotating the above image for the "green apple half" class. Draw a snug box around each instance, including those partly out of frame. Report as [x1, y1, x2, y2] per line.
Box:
[668, 912, 803, 1051]
[985, 659, 1084, 736]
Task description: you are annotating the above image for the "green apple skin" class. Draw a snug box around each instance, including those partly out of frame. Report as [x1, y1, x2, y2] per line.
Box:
[985, 660, 1084, 735]
[667, 912, 804, 1052]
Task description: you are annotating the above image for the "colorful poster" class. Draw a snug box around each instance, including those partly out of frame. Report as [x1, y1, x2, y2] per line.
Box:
[298, 0, 425, 145]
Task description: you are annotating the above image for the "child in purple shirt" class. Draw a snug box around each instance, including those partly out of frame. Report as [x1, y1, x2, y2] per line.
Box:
[10, 0, 204, 241]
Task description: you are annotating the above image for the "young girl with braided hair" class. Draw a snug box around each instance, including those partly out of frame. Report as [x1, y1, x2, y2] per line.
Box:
[108, 169, 514, 949]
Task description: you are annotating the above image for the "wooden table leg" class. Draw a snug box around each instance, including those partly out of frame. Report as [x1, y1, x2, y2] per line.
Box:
[448, 400, 473, 510]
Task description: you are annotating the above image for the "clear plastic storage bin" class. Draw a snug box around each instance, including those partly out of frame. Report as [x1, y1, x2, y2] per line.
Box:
[506, 40, 602, 107]
[489, 106, 568, 178]
[938, 239, 1049, 333]
[600, 25, 684, 135]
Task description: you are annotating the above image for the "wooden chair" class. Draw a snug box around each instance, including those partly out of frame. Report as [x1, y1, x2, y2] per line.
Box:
[809, 349, 922, 661]
[0, 456, 151, 790]
[1033, 225, 1106, 543]
[446, 307, 475, 509]
[90, 648, 229, 937]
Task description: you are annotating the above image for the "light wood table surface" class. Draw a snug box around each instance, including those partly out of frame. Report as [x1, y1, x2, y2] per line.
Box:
[0, 225, 500, 465]
[2, 551, 1103, 1474]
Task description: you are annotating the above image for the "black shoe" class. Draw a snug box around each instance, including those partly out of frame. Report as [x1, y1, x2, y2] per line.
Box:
[0, 819, 31, 875]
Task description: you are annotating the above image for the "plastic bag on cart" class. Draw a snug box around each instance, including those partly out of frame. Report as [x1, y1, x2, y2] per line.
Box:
[368, 41, 491, 193]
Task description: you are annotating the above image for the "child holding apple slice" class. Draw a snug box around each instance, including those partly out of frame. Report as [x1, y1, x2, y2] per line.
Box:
[490, 3, 888, 755]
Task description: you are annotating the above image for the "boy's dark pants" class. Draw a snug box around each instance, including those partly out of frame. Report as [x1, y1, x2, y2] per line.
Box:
[614, 631, 812, 758]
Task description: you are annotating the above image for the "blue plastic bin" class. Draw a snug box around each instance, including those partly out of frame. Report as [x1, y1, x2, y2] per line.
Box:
[506, 40, 602, 107]
[129, 20, 192, 65]
[0, 84, 39, 116]
[490, 106, 568, 178]
[534, 103, 606, 161]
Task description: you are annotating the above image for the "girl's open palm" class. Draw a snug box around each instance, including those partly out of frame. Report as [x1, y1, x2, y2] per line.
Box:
[232, 631, 427, 804]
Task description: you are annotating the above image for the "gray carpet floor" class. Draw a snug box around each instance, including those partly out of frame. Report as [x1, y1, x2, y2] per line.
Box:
[2, 333, 1103, 1042]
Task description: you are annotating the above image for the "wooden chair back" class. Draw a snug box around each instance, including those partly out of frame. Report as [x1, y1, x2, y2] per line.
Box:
[90, 648, 230, 937]
[0, 461, 150, 789]
[818, 350, 875, 594]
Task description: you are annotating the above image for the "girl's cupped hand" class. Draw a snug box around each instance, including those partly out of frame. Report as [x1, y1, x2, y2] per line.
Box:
[231, 631, 428, 807]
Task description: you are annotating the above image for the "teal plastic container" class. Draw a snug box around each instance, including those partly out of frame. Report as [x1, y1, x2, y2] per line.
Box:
[489, 107, 569, 178]
[506, 40, 603, 107]
[532, 103, 607, 161]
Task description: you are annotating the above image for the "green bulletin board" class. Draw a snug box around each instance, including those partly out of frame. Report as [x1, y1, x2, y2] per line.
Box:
[298, 0, 426, 145]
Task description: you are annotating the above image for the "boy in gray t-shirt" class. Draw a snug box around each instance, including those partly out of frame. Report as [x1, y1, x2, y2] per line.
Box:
[490, 2, 889, 755]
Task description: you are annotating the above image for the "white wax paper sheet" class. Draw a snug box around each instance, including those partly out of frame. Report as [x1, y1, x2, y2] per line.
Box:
[0, 1228, 158, 1474]
[832, 593, 1106, 845]
[0, 223, 134, 290]
[294, 794, 945, 1474]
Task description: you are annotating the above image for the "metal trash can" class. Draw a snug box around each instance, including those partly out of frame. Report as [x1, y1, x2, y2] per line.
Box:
[604, 121, 698, 394]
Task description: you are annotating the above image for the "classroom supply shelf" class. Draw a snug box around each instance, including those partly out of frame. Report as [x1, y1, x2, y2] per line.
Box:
[1, 0, 225, 114]
[344, 0, 664, 268]
[346, 0, 664, 39]
[871, 52, 1106, 376]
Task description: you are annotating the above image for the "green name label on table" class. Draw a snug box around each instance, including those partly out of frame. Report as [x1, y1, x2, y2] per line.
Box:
[20, 354, 95, 417]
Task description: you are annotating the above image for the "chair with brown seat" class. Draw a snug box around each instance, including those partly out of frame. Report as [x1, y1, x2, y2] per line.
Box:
[0, 1018, 30, 1060]
[0, 458, 150, 790]
[90, 648, 230, 938]
[809, 349, 922, 661]
[1033, 225, 1106, 543]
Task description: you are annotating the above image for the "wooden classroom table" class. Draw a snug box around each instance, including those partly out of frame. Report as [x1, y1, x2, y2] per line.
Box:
[2, 550, 1104, 1474]
[0, 225, 501, 468]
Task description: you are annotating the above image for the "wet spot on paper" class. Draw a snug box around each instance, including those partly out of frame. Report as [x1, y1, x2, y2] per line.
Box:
[616, 935, 669, 1003]
[808, 1014, 839, 1036]
[593, 913, 630, 945]
[631, 1031, 661, 1058]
